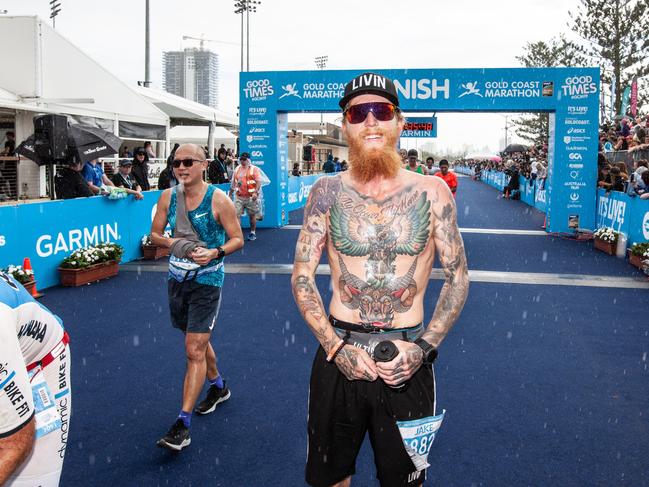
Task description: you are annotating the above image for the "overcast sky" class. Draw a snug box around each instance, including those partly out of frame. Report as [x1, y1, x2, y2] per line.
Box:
[2, 0, 585, 154]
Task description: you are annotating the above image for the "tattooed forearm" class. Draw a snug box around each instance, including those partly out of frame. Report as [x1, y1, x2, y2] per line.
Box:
[291, 272, 338, 352]
[423, 200, 469, 347]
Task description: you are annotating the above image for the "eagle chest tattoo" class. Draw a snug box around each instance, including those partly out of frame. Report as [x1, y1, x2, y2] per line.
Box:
[330, 189, 431, 326]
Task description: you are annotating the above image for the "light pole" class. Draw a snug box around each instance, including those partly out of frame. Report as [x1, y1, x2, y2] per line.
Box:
[49, 0, 61, 28]
[500, 114, 514, 151]
[234, 0, 260, 72]
[315, 55, 328, 134]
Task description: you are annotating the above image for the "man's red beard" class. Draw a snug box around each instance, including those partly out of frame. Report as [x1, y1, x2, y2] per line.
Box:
[347, 127, 402, 183]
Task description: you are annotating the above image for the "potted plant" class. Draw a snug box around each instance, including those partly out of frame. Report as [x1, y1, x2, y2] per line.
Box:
[593, 227, 619, 255]
[141, 231, 171, 260]
[2, 264, 35, 294]
[628, 242, 649, 269]
[58, 243, 124, 287]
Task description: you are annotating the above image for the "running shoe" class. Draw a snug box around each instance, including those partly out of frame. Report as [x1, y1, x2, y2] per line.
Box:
[195, 384, 232, 415]
[247, 233, 257, 241]
[156, 419, 191, 451]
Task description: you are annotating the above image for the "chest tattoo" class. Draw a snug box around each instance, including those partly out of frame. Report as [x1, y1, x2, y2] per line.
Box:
[329, 186, 431, 326]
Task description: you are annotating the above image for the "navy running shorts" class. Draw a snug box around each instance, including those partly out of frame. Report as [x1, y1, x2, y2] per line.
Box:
[306, 346, 437, 487]
[167, 280, 221, 333]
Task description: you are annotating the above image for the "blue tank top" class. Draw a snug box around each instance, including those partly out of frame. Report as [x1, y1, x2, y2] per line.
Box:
[168, 185, 226, 287]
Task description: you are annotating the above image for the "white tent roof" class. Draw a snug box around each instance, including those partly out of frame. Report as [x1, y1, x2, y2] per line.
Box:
[170, 125, 236, 145]
[0, 16, 168, 126]
[135, 87, 238, 128]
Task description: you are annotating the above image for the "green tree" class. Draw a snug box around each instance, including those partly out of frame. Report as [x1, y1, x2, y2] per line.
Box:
[569, 0, 649, 116]
[513, 36, 586, 145]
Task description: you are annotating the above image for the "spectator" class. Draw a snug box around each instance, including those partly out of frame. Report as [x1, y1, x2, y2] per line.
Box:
[398, 148, 408, 165]
[425, 156, 438, 175]
[229, 152, 262, 241]
[600, 166, 625, 192]
[131, 147, 151, 191]
[502, 163, 520, 199]
[340, 160, 348, 171]
[634, 171, 649, 197]
[334, 157, 341, 172]
[111, 159, 144, 199]
[144, 141, 156, 159]
[613, 161, 629, 183]
[529, 158, 539, 186]
[54, 158, 94, 199]
[208, 148, 229, 184]
[598, 164, 612, 187]
[1, 131, 15, 156]
[120, 146, 132, 158]
[405, 149, 426, 174]
[292, 162, 302, 176]
[620, 118, 630, 137]
[434, 159, 458, 196]
[614, 135, 629, 151]
[82, 158, 115, 195]
[322, 156, 335, 173]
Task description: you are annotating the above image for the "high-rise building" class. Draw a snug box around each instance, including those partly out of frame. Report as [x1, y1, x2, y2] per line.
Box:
[163, 48, 219, 109]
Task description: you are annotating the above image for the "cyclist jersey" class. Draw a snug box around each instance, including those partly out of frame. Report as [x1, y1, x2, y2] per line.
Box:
[0, 271, 64, 437]
[168, 184, 226, 287]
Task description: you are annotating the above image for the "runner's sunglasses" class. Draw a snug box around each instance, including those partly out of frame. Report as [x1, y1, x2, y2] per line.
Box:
[343, 102, 399, 124]
[172, 158, 204, 168]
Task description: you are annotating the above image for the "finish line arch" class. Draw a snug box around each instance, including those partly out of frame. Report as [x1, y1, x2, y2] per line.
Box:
[238, 67, 599, 233]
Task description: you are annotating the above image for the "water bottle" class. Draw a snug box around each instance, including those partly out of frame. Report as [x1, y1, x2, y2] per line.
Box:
[373, 341, 408, 392]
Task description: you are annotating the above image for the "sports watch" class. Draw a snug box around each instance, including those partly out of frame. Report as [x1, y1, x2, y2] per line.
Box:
[414, 338, 438, 364]
[215, 246, 226, 260]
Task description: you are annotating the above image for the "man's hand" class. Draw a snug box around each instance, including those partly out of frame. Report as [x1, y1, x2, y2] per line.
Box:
[375, 340, 423, 387]
[190, 247, 215, 266]
[252, 194, 258, 201]
[334, 345, 378, 382]
[134, 191, 144, 200]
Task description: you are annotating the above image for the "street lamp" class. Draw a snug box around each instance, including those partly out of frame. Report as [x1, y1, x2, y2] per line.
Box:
[234, 0, 261, 72]
[315, 56, 328, 134]
[49, 0, 61, 28]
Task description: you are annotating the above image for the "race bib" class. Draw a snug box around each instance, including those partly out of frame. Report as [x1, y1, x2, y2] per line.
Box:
[396, 410, 445, 471]
[29, 367, 62, 439]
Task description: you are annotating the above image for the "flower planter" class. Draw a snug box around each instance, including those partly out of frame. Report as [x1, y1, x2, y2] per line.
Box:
[58, 261, 119, 287]
[594, 238, 617, 256]
[142, 244, 169, 260]
[22, 280, 36, 295]
[628, 250, 646, 269]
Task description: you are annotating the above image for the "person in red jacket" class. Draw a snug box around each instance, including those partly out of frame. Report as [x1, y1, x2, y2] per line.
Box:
[434, 159, 458, 197]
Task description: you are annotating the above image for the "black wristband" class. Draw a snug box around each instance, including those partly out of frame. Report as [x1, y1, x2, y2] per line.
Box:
[414, 338, 438, 364]
[216, 246, 226, 260]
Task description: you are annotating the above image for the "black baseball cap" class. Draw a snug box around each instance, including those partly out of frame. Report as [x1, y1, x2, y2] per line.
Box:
[407, 149, 418, 158]
[339, 72, 400, 109]
[119, 159, 132, 166]
[240, 152, 250, 159]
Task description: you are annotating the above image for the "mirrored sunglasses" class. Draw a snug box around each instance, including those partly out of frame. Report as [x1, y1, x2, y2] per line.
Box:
[344, 102, 398, 124]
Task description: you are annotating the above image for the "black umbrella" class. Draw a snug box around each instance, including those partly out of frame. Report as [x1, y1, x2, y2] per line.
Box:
[503, 143, 528, 153]
[16, 124, 122, 166]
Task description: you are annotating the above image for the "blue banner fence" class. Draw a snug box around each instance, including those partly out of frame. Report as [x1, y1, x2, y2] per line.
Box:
[456, 166, 649, 246]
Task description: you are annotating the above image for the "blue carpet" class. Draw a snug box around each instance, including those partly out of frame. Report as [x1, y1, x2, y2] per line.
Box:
[46, 272, 649, 486]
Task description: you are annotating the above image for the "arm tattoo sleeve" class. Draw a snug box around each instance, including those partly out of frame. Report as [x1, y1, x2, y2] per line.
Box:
[292, 177, 342, 352]
[422, 195, 470, 347]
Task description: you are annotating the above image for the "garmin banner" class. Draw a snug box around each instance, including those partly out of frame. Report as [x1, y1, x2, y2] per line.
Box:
[239, 67, 599, 232]
[0, 194, 161, 289]
[401, 117, 438, 138]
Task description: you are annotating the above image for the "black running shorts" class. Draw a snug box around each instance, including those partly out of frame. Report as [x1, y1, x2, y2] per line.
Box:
[306, 346, 437, 487]
[168, 280, 221, 333]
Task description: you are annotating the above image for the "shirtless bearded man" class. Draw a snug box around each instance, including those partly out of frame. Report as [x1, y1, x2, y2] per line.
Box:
[292, 72, 469, 487]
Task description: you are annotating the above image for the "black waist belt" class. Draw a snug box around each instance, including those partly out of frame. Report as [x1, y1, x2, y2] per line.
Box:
[329, 315, 423, 340]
